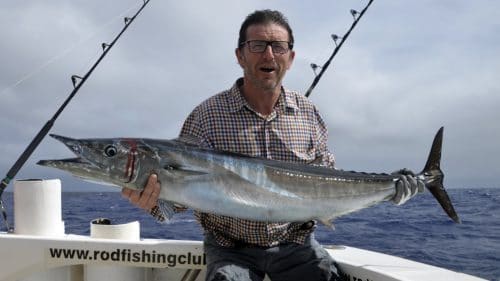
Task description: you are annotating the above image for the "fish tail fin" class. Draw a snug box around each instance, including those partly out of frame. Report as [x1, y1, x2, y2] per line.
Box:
[420, 127, 461, 223]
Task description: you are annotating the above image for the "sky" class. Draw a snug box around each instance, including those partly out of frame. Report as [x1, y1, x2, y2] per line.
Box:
[1, 0, 499, 192]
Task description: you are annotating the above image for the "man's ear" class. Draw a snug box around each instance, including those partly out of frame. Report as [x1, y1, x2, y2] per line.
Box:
[286, 50, 295, 70]
[235, 48, 244, 66]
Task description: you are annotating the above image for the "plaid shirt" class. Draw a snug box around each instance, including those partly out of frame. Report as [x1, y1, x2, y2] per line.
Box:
[161, 78, 335, 247]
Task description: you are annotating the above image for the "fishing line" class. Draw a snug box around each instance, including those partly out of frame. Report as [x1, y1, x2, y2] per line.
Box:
[73, 3, 142, 79]
[0, 0, 152, 232]
[0, 2, 139, 97]
[305, 0, 374, 97]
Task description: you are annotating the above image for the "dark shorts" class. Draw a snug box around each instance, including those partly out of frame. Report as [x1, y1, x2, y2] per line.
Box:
[204, 233, 341, 281]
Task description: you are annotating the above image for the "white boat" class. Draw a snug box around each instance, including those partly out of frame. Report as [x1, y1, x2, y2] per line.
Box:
[0, 179, 486, 281]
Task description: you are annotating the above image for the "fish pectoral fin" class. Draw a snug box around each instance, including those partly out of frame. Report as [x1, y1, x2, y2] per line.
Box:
[156, 200, 179, 222]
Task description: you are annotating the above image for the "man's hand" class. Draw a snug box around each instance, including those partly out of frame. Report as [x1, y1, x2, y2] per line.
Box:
[121, 173, 160, 211]
[391, 169, 425, 205]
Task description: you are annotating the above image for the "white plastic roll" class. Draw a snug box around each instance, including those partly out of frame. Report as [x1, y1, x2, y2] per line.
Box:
[14, 179, 65, 236]
[85, 219, 144, 281]
[90, 218, 140, 241]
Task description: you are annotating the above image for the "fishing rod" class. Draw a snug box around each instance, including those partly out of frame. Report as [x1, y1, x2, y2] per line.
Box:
[305, 0, 374, 97]
[0, 0, 152, 231]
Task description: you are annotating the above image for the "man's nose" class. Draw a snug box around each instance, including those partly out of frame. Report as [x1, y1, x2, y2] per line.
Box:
[262, 45, 275, 60]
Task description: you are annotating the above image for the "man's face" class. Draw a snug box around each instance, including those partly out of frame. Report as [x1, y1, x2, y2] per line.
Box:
[236, 23, 295, 93]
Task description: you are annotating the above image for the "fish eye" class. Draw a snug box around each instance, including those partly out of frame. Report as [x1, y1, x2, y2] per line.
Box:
[104, 145, 117, 157]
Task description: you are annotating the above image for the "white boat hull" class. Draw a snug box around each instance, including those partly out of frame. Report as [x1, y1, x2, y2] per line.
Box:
[0, 232, 486, 281]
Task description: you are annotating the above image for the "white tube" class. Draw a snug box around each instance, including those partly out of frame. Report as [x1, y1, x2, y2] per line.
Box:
[89, 218, 140, 241]
[14, 179, 65, 236]
[13, 179, 69, 281]
[84, 219, 144, 281]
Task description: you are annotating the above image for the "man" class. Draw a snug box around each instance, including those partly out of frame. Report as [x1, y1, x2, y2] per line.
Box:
[122, 10, 422, 281]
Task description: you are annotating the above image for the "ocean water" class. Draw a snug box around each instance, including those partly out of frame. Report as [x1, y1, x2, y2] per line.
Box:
[3, 188, 499, 280]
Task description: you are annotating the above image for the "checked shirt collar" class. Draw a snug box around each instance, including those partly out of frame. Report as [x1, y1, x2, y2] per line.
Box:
[227, 78, 300, 120]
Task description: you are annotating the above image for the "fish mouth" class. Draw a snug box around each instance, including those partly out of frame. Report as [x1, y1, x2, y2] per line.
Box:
[38, 134, 89, 169]
[37, 157, 104, 182]
[37, 156, 120, 186]
[37, 157, 94, 169]
[49, 134, 83, 156]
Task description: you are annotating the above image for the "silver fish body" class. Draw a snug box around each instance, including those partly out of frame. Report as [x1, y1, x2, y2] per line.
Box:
[38, 127, 460, 225]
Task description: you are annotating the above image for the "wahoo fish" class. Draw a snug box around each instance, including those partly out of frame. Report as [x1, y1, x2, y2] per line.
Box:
[38, 127, 460, 225]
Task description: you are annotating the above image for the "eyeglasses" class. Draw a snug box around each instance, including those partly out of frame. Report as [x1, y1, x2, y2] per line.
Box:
[240, 40, 293, 54]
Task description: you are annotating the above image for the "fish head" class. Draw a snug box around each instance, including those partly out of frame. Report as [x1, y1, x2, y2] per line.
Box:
[38, 134, 151, 188]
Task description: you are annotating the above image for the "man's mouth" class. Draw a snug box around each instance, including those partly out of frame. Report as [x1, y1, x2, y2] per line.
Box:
[260, 66, 276, 73]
